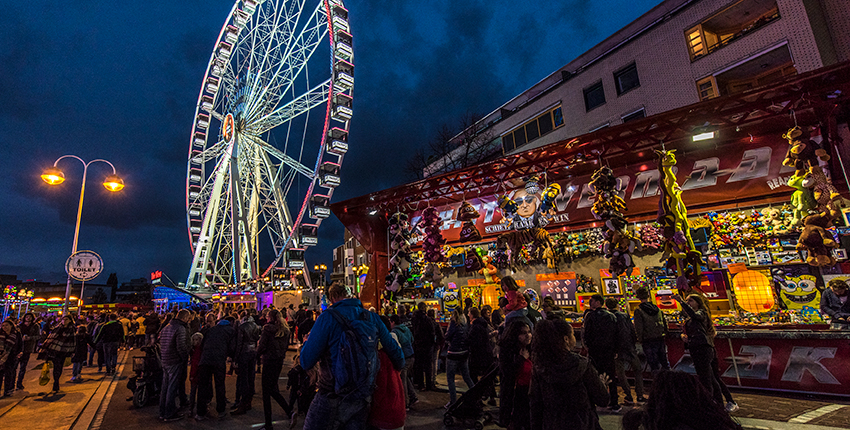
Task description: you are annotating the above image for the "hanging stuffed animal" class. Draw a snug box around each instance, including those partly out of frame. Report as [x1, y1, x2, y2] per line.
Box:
[802, 166, 850, 220]
[589, 166, 626, 221]
[421, 207, 447, 263]
[782, 127, 830, 176]
[796, 213, 838, 267]
[497, 195, 519, 224]
[539, 183, 561, 217]
[590, 166, 639, 276]
[787, 172, 816, 226]
[655, 148, 701, 287]
[388, 212, 412, 268]
[464, 248, 483, 272]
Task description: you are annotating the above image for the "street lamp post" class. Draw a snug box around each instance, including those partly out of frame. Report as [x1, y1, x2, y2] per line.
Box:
[313, 264, 327, 289]
[42, 155, 124, 314]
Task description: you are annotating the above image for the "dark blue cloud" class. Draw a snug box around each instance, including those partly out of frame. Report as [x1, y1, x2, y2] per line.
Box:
[0, 0, 658, 285]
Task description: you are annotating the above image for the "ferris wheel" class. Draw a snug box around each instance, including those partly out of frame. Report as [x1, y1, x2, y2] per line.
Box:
[186, 0, 353, 290]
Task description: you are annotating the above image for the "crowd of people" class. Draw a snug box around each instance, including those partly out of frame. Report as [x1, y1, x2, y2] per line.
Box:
[0, 275, 753, 430]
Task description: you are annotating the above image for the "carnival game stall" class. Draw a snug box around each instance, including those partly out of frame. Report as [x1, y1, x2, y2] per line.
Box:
[332, 62, 850, 396]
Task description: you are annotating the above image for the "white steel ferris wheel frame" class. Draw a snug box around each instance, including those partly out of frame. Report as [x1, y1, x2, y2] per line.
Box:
[186, 0, 353, 290]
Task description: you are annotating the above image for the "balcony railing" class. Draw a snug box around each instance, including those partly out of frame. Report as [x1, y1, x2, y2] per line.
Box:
[692, 10, 780, 61]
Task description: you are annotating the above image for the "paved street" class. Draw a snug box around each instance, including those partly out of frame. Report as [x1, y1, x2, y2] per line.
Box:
[1, 349, 848, 430]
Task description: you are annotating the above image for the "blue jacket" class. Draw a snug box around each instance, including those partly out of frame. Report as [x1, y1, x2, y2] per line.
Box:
[300, 298, 404, 393]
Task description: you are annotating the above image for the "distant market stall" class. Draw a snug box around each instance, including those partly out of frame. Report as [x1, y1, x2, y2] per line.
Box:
[332, 62, 850, 396]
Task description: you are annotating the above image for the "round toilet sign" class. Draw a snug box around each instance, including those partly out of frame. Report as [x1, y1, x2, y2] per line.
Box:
[66, 250, 103, 281]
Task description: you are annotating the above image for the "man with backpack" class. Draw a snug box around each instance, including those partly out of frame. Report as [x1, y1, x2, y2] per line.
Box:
[606, 298, 646, 404]
[633, 287, 670, 373]
[299, 282, 404, 430]
[390, 314, 418, 409]
[582, 294, 621, 412]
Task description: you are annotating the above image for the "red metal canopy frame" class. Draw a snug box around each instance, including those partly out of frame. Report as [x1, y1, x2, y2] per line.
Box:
[333, 61, 850, 308]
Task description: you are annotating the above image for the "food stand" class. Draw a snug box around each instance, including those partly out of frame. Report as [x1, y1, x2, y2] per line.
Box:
[331, 62, 850, 396]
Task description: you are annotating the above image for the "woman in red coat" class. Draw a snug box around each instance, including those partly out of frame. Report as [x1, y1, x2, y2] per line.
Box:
[369, 316, 406, 430]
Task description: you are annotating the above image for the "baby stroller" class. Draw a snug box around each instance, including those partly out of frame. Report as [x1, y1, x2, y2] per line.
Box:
[127, 343, 162, 408]
[443, 364, 498, 429]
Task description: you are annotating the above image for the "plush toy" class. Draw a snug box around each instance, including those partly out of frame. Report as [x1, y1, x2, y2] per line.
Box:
[464, 249, 482, 272]
[796, 213, 838, 267]
[497, 195, 518, 223]
[802, 166, 850, 220]
[655, 148, 703, 284]
[423, 263, 444, 287]
[421, 207, 447, 263]
[457, 201, 480, 222]
[763, 207, 787, 236]
[787, 172, 816, 226]
[388, 212, 412, 268]
[539, 183, 561, 216]
[478, 255, 501, 284]
[782, 127, 829, 176]
[542, 245, 557, 270]
[590, 166, 626, 220]
[458, 221, 482, 243]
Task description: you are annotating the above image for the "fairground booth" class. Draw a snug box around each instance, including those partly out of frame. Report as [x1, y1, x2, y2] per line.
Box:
[333, 62, 850, 397]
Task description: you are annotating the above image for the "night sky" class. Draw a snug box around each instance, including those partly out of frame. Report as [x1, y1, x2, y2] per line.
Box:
[0, 0, 660, 286]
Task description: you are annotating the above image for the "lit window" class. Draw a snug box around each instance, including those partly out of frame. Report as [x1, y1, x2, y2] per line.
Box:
[696, 76, 718, 101]
[584, 82, 606, 111]
[687, 26, 707, 59]
[614, 63, 640, 95]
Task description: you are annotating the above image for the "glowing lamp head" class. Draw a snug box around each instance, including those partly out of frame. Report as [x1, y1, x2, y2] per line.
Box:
[103, 174, 124, 192]
[41, 167, 66, 185]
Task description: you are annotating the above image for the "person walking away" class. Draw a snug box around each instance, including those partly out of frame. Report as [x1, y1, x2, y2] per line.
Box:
[632, 287, 670, 373]
[188, 332, 203, 415]
[134, 313, 147, 348]
[0, 319, 21, 397]
[257, 309, 293, 430]
[606, 298, 646, 404]
[70, 325, 93, 382]
[94, 313, 124, 376]
[119, 313, 132, 350]
[427, 308, 444, 389]
[467, 306, 497, 405]
[15, 312, 40, 390]
[286, 304, 297, 345]
[144, 312, 161, 346]
[622, 370, 743, 430]
[39, 315, 76, 393]
[299, 282, 404, 430]
[390, 314, 418, 409]
[530, 319, 609, 430]
[582, 294, 621, 412]
[297, 307, 315, 344]
[368, 315, 407, 430]
[673, 294, 738, 412]
[444, 309, 475, 408]
[159, 309, 191, 422]
[499, 319, 533, 430]
[287, 343, 318, 424]
[232, 310, 261, 415]
[411, 302, 436, 390]
[92, 314, 107, 372]
[195, 315, 236, 420]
